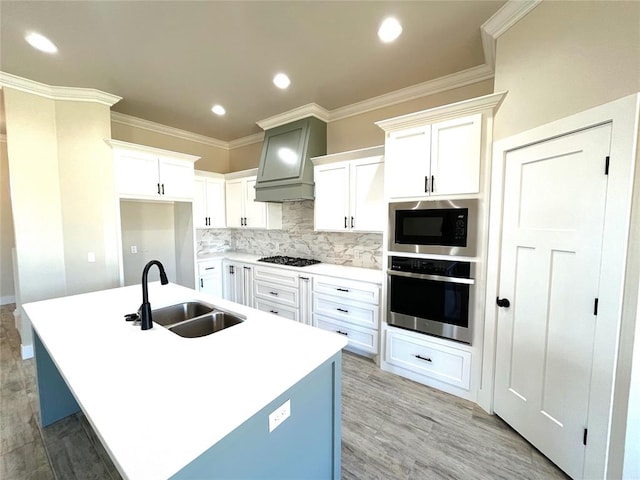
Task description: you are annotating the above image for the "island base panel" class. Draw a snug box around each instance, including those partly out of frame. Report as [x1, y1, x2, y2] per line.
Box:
[34, 331, 81, 427]
[171, 351, 343, 480]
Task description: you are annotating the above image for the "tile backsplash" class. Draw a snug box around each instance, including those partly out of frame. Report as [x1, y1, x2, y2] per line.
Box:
[197, 200, 383, 269]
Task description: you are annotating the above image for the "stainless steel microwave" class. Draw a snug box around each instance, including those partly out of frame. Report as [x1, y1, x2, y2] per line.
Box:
[388, 199, 477, 256]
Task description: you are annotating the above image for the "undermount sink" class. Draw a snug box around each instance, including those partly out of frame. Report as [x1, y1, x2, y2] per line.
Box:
[169, 311, 244, 338]
[151, 301, 244, 337]
[152, 301, 214, 327]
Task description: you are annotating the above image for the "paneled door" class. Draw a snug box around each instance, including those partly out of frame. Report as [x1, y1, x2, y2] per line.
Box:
[494, 123, 611, 479]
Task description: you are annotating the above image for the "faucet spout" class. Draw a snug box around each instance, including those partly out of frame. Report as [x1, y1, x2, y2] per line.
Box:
[139, 260, 169, 330]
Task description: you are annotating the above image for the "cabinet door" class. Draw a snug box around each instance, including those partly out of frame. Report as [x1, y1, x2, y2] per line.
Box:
[158, 157, 194, 199]
[193, 177, 208, 228]
[225, 180, 244, 228]
[243, 178, 267, 229]
[385, 126, 431, 199]
[114, 152, 160, 197]
[350, 158, 384, 232]
[241, 264, 254, 307]
[206, 180, 226, 228]
[314, 163, 349, 231]
[299, 276, 312, 326]
[430, 114, 481, 195]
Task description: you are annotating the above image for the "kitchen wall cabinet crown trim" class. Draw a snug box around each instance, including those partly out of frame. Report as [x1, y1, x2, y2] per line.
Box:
[375, 91, 506, 133]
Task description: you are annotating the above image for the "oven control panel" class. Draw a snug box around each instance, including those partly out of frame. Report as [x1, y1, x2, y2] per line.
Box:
[389, 256, 471, 279]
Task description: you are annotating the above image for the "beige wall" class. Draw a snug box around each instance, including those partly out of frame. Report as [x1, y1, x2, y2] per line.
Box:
[494, 1, 640, 140]
[4, 88, 120, 346]
[229, 141, 263, 171]
[327, 79, 494, 154]
[111, 122, 230, 173]
[0, 139, 15, 303]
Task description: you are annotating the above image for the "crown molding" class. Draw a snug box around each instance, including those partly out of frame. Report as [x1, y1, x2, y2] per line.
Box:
[329, 64, 494, 123]
[481, 0, 542, 70]
[106, 138, 201, 162]
[110, 112, 229, 149]
[376, 91, 507, 133]
[224, 167, 258, 180]
[256, 103, 330, 130]
[228, 132, 264, 149]
[0, 71, 121, 106]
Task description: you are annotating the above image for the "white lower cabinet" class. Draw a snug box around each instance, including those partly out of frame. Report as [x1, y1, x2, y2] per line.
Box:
[253, 265, 303, 322]
[222, 261, 254, 307]
[384, 328, 471, 391]
[197, 259, 223, 298]
[312, 275, 380, 356]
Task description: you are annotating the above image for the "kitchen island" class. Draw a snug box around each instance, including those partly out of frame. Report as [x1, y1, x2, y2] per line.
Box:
[23, 283, 347, 479]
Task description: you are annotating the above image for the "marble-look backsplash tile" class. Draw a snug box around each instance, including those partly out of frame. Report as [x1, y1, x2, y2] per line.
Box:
[197, 200, 382, 269]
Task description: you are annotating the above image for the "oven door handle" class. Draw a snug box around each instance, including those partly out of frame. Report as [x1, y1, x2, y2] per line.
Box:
[387, 269, 475, 285]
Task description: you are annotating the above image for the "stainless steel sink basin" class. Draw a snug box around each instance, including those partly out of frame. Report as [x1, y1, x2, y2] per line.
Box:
[168, 311, 244, 338]
[151, 301, 214, 327]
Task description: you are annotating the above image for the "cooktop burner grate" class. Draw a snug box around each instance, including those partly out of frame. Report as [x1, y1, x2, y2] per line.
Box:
[258, 256, 321, 267]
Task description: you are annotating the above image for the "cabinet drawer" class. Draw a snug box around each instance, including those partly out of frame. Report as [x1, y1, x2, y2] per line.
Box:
[385, 330, 471, 390]
[314, 315, 378, 355]
[198, 259, 222, 276]
[313, 276, 380, 305]
[313, 294, 378, 328]
[255, 299, 298, 322]
[254, 281, 299, 308]
[253, 265, 300, 288]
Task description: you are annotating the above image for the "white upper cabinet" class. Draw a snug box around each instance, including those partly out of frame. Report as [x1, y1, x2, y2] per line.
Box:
[430, 115, 482, 196]
[109, 140, 199, 201]
[376, 93, 507, 201]
[313, 146, 384, 233]
[193, 171, 226, 228]
[224, 170, 282, 230]
[383, 114, 481, 199]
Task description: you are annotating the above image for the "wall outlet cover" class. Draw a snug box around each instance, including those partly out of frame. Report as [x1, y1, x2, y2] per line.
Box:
[268, 400, 291, 432]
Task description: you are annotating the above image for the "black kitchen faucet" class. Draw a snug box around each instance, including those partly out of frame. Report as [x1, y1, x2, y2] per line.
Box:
[139, 260, 169, 330]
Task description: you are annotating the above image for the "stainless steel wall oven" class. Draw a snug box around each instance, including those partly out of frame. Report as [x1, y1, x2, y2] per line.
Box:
[387, 256, 474, 344]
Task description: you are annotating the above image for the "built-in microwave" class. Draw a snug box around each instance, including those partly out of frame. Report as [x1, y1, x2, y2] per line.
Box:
[389, 199, 477, 256]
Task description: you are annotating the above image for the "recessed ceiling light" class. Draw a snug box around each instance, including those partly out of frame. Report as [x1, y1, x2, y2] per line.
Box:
[378, 17, 402, 43]
[211, 104, 226, 116]
[25, 32, 58, 54]
[273, 73, 291, 90]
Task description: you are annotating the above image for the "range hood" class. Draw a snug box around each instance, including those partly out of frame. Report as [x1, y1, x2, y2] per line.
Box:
[254, 116, 326, 202]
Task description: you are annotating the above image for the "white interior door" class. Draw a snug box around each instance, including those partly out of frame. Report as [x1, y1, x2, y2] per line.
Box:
[494, 123, 611, 479]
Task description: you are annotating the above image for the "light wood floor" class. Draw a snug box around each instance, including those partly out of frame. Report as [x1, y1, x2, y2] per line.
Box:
[0, 304, 568, 479]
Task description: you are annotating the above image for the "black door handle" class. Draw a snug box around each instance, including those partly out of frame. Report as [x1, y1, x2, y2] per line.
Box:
[497, 297, 511, 308]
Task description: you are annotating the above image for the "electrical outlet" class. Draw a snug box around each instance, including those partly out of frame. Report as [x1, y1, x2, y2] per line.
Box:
[130, 245, 138, 254]
[268, 400, 291, 432]
[87, 252, 96, 263]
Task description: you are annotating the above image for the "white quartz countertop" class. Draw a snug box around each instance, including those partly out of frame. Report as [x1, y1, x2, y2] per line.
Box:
[24, 283, 347, 480]
[197, 252, 383, 284]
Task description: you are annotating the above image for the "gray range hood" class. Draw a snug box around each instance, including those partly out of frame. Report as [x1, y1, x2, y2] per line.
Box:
[254, 116, 326, 202]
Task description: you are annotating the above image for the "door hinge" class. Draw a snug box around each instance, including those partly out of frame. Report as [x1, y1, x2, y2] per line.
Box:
[605, 156, 610, 175]
[583, 428, 588, 446]
[594, 298, 599, 316]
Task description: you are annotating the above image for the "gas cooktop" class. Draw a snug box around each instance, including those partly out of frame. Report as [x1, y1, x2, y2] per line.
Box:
[258, 256, 321, 267]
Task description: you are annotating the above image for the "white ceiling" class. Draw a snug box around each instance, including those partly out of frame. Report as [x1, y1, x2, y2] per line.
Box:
[0, 1, 506, 142]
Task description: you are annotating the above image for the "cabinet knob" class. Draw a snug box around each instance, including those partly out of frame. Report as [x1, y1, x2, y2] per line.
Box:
[497, 297, 511, 308]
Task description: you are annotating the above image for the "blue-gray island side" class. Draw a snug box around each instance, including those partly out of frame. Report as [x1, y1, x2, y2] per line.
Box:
[25, 283, 347, 479]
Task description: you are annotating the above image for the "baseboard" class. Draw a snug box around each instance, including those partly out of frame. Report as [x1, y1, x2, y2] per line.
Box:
[22, 343, 34, 360]
[1, 295, 16, 305]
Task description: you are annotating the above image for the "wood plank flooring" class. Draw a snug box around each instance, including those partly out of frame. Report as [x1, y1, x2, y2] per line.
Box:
[0, 304, 568, 479]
